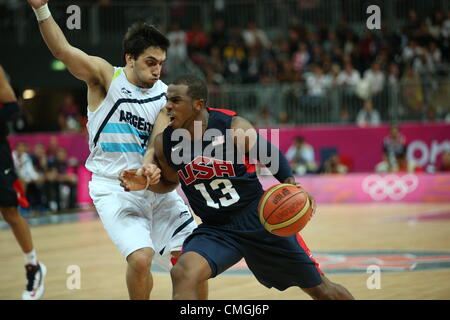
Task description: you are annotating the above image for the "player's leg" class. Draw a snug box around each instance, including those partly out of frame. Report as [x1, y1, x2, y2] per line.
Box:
[89, 178, 156, 299]
[150, 191, 210, 299]
[126, 247, 154, 300]
[171, 250, 209, 300]
[1, 171, 47, 300]
[1, 206, 33, 253]
[170, 251, 212, 300]
[301, 274, 354, 300]
[294, 234, 353, 299]
[170, 226, 243, 300]
[243, 229, 353, 300]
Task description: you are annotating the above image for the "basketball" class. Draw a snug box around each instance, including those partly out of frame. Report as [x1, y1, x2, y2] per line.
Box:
[258, 184, 314, 237]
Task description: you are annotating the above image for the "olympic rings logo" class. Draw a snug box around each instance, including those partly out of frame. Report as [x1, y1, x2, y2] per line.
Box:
[362, 174, 419, 201]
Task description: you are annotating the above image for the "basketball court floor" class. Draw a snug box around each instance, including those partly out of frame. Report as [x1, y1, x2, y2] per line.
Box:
[1, 202, 450, 299]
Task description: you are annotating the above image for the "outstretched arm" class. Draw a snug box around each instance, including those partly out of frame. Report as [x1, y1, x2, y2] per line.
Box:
[27, 0, 113, 88]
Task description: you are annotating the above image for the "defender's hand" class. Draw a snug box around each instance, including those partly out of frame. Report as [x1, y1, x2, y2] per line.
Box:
[119, 166, 161, 192]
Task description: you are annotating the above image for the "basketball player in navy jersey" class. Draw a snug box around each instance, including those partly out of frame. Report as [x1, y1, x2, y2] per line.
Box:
[120, 75, 354, 300]
[0, 65, 47, 300]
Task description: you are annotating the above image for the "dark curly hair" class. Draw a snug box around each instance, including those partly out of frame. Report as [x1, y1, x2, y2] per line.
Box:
[122, 22, 170, 61]
[173, 75, 208, 104]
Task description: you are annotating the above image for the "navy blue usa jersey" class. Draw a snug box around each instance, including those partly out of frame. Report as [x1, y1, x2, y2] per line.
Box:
[162, 107, 264, 225]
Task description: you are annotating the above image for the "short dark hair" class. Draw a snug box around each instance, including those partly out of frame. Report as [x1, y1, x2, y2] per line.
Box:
[172, 75, 208, 103]
[122, 22, 170, 61]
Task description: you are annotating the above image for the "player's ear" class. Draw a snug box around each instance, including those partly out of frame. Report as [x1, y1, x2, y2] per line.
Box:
[124, 54, 134, 68]
[194, 98, 205, 112]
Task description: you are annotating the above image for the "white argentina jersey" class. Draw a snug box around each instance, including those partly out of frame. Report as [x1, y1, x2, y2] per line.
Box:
[85, 67, 167, 178]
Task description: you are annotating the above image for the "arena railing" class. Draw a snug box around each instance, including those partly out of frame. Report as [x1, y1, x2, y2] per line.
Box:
[2, 0, 449, 46]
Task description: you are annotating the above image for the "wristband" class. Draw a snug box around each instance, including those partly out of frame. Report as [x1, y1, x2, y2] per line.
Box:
[32, 4, 51, 22]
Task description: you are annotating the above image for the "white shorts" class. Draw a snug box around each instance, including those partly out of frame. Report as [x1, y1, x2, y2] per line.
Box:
[89, 175, 197, 271]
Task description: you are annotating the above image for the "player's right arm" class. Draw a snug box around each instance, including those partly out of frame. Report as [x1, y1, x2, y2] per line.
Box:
[146, 133, 180, 194]
[27, 1, 114, 100]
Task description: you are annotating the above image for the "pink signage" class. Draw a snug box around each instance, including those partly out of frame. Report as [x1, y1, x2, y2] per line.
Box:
[268, 122, 450, 172]
[71, 171, 450, 207]
[8, 132, 90, 163]
[258, 174, 450, 203]
[8, 123, 450, 172]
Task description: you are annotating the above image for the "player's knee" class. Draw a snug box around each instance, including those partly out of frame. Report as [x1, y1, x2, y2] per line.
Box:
[170, 262, 199, 286]
[127, 248, 153, 275]
[170, 263, 189, 284]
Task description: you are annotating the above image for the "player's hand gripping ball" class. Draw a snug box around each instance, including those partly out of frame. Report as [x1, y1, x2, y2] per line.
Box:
[258, 184, 315, 237]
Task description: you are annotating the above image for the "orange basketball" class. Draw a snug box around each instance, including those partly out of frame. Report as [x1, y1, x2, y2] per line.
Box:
[258, 184, 314, 237]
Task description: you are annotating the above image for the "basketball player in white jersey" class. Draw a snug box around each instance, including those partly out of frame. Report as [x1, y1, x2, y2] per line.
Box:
[27, 0, 207, 299]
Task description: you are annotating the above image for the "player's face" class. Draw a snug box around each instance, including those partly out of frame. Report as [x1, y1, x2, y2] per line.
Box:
[129, 47, 166, 88]
[165, 84, 198, 129]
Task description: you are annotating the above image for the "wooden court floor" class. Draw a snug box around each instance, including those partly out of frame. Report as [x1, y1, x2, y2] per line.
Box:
[1, 203, 450, 300]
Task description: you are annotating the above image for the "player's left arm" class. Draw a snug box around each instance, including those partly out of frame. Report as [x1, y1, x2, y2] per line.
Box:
[0, 65, 20, 120]
[231, 116, 295, 185]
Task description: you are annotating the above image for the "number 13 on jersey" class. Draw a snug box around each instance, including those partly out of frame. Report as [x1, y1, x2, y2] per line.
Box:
[194, 179, 240, 209]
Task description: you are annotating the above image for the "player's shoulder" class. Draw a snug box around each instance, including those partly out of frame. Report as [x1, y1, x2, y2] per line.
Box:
[231, 115, 254, 131]
[156, 79, 168, 92]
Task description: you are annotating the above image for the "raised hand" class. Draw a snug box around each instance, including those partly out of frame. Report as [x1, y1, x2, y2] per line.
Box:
[27, 0, 49, 9]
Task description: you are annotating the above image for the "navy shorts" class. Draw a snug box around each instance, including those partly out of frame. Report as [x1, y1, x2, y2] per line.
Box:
[182, 199, 323, 290]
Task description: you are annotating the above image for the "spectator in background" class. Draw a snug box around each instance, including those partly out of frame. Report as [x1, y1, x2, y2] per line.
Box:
[27, 143, 49, 213]
[387, 62, 400, 87]
[356, 99, 381, 127]
[47, 136, 59, 162]
[292, 42, 310, 72]
[338, 107, 352, 124]
[242, 21, 271, 50]
[241, 46, 262, 83]
[401, 65, 424, 117]
[12, 142, 41, 190]
[362, 61, 385, 99]
[285, 136, 317, 175]
[383, 125, 407, 170]
[403, 10, 422, 41]
[223, 38, 246, 83]
[166, 22, 188, 72]
[301, 64, 331, 121]
[58, 93, 81, 133]
[209, 18, 227, 51]
[337, 62, 361, 90]
[402, 40, 422, 65]
[395, 149, 421, 173]
[186, 22, 209, 64]
[374, 154, 393, 173]
[322, 153, 348, 174]
[305, 64, 331, 97]
[442, 11, 450, 62]
[439, 151, 450, 172]
[46, 147, 78, 211]
[254, 107, 276, 128]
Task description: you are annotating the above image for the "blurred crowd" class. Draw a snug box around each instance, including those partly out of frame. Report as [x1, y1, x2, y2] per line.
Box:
[12, 137, 79, 215]
[165, 9, 450, 124]
[285, 125, 450, 176]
